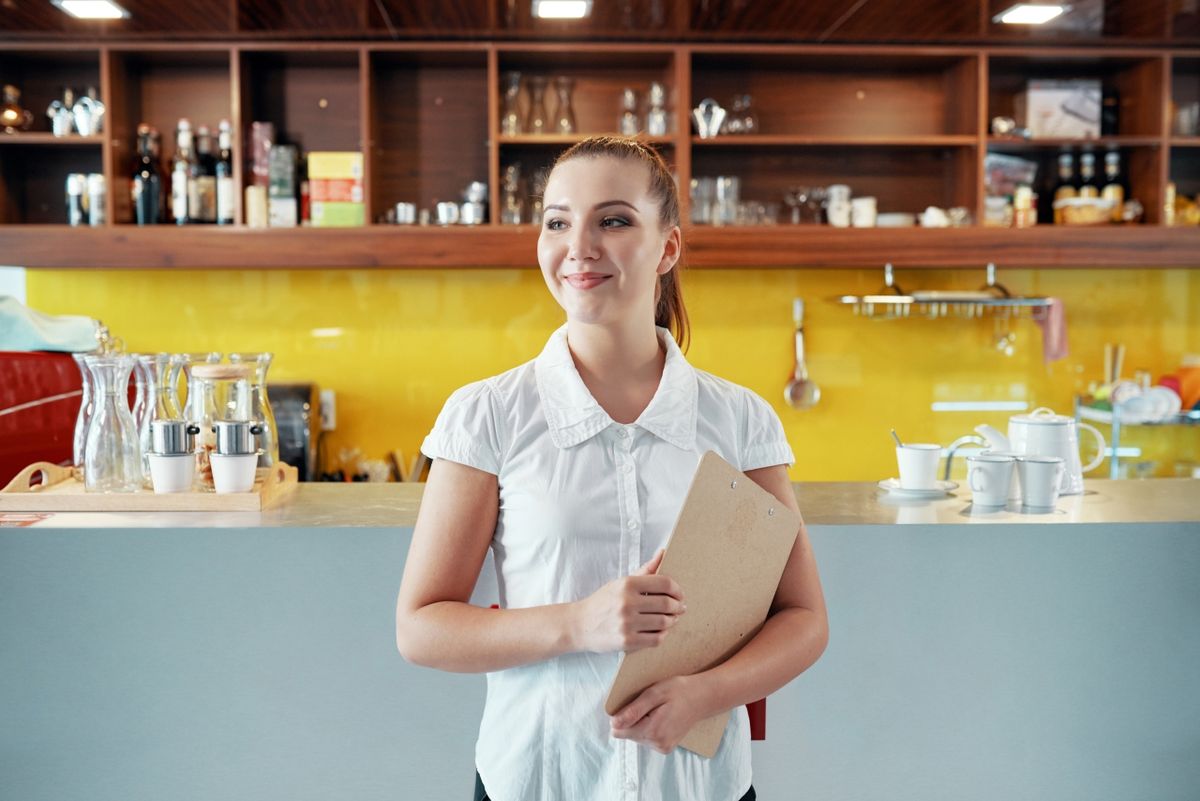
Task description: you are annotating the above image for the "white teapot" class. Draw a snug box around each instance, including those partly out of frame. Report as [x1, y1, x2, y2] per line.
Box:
[975, 407, 1105, 496]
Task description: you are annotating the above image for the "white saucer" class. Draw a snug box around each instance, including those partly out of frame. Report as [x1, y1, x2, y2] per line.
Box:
[877, 478, 958, 498]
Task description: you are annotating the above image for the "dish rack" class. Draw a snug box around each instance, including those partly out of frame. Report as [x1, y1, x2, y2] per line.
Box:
[833, 263, 1053, 319]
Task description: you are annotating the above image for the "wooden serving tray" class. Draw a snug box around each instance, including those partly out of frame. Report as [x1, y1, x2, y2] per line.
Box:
[0, 461, 299, 512]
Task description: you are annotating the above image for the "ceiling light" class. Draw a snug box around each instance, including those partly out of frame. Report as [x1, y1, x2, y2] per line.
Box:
[532, 0, 592, 19]
[994, 4, 1068, 24]
[51, 0, 129, 19]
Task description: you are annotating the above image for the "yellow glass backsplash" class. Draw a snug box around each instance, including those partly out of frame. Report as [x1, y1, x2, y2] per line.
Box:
[27, 265, 1200, 481]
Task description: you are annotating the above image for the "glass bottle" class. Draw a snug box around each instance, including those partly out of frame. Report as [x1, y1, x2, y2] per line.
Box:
[131, 124, 162, 226]
[228, 352, 279, 468]
[171, 118, 194, 225]
[216, 119, 235, 225]
[1052, 151, 1076, 225]
[646, 82, 668, 136]
[71, 352, 95, 470]
[552, 76, 576, 135]
[619, 88, 640, 136]
[192, 124, 217, 224]
[525, 76, 549, 135]
[82, 354, 142, 493]
[1101, 148, 1125, 223]
[501, 71, 523, 136]
[1078, 151, 1099, 199]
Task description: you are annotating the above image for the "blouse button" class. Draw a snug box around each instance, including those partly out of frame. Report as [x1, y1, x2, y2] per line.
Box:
[622, 462, 633, 474]
[627, 519, 638, 530]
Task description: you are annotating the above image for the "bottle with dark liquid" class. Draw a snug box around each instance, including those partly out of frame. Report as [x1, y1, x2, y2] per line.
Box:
[1101, 148, 1125, 223]
[216, 119, 235, 225]
[171, 118, 194, 225]
[192, 124, 217, 224]
[131, 124, 162, 226]
[1078, 151, 1099, 199]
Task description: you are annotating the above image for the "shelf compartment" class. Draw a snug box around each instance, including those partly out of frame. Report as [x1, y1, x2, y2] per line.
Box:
[0, 145, 102, 225]
[105, 48, 234, 224]
[987, 52, 1166, 138]
[0, 48, 101, 137]
[986, 141, 1164, 224]
[691, 144, 977, 221]
[689, 1, 978, 40]
[238, 49, 362, 154]
[1169, 148, 1200, 198]
[369, 49, 489, 221]
[495, 47, 677, 138]
[1171, 56, 1199, 137]
[690, 50, 979, 138]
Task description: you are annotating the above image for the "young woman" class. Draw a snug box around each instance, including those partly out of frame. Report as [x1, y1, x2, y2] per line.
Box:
[396, 136, 828, 801]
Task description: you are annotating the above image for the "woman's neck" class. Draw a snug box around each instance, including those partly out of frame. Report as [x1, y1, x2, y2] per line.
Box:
[566, 319, 665, 425]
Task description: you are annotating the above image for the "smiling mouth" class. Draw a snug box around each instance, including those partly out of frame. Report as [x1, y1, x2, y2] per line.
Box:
[564, 273, 612, 290]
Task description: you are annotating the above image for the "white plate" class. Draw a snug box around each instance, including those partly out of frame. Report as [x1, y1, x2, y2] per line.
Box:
[877, 478, 958, 498]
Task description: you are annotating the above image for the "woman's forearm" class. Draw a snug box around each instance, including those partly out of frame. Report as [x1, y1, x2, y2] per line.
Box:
[690, 606, 829, 719]
[398, 600, 583, 673]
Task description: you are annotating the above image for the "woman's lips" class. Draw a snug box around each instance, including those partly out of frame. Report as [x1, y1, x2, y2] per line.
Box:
[564, 273, 612, 290]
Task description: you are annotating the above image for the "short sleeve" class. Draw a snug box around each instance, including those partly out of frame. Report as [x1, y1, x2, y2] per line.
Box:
[420, 380, 505, 475]
[740, 389, 794, 471]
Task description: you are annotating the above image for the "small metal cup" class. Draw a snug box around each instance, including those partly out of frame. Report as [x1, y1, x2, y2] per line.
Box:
[460, 201, 486, 225]
[212, 420, 263, 456]
[394, 202, 416, 225]
[151, 419, 200, 455]
[436, 201, 459, 225]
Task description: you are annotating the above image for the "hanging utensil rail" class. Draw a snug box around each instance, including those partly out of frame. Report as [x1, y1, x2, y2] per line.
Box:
[833, 263, 1053, 320]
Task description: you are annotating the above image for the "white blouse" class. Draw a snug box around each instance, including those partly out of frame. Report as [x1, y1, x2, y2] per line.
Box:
[421, 324, 794, 801]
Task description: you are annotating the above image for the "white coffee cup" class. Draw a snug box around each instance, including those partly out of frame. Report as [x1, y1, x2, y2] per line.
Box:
[896, 443, 941, 490]
[147, 453, 194, 494]
[210, 453, 259, 494]
[966, 452, 1014, 507]
[850, 196, 877, 227]
[1017, 455, 1065, 510]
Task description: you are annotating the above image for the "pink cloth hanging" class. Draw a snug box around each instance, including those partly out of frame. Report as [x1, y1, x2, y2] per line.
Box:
[1034, 297, 1069, 363]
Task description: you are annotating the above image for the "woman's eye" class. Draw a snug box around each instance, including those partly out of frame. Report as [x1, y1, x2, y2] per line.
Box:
[600, 216, 630, 228]
[545, 218, 566, 231]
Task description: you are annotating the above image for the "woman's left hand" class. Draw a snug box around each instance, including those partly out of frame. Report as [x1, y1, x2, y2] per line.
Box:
[609, 675, 710, 754]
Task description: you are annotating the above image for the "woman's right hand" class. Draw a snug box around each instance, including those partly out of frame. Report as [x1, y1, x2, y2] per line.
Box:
[571, 549, 686, 654]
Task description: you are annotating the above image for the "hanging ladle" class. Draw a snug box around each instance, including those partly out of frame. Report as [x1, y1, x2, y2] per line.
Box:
[784, 298, 820, 410]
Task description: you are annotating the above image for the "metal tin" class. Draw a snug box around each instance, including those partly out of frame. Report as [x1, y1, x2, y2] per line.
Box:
[151, 419, 200, 455]
[212, 419, 262, 455]
[460, 201, 486, 225]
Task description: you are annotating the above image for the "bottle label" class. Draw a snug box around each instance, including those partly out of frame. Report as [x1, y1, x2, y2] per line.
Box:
[217, 176, 235, 223]
[172, 174, 188, 222]
[195, 176, 217, 223]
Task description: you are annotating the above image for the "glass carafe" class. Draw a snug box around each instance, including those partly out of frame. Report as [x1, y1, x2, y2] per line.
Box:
[552, 76, 576, 135]
[170, 351, 221, 425]
[82, 354, 142, 493]
[525, 76, 548, 135]
[130, 354, 155, 483]
[501, 71, 523, 136]
[646, 81, 668, 136]
[71, 353, 95, 470]
[619, 87, 640, 136]
[188, 362, 254, 490]
[228, 352, 279, 468]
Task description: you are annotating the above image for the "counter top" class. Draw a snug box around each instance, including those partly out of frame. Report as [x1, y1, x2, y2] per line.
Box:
[4, 478, 1196, 529]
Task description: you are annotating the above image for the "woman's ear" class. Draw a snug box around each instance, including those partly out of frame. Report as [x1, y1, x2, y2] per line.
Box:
[657, 226, 682, 276]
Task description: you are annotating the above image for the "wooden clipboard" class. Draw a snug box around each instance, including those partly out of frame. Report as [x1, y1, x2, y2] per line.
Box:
[604, 450, 800, 758]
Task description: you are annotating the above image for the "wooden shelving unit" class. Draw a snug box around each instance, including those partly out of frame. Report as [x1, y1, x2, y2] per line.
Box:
[1, 38, 1199, 268]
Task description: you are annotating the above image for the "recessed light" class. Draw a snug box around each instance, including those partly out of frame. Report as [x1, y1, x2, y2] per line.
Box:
[994, 4, 1068, 25]
[532, 0, 592, 20]
[51, 0, 129, 20]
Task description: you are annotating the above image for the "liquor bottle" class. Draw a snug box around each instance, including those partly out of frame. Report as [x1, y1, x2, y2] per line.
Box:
[170, 118, 194, 225]
[1101, 148, 1125, 223]
[215, 119, 235, 225]
[1052, 151, 1076, 225]
[1078, 151, 1099, 199]
[191, 124, 217, 224]
[131, 123, 161, 225]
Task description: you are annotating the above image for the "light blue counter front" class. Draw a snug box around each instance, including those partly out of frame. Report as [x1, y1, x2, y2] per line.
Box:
[2, 488, 1199, 800]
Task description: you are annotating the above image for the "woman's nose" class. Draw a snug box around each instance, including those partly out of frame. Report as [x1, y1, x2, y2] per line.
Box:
[567, 225, 600, 261]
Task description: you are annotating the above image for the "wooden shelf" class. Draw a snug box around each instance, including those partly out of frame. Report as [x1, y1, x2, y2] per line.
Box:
[1170, 137, 1200, 147]
[692, 135, 979, 147]
[0, 133, 104, 146]
[6, 224, 1200, 269]
[987, 136, 1165, 149]
[499, 134, 676, 145]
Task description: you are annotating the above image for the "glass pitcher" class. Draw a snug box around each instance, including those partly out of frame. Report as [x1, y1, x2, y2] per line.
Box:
[525, 75, 548, 135]
[170, 351, 221, 426]
[552, 76, 576, 135]
[501, 71, 522, 136]
[82, 354, 142, 493]
[71, 352, 95, 470]
[188, 362, 254, 490]
[228, 352, 279, 468]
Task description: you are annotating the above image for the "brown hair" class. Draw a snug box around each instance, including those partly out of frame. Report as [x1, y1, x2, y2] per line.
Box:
[549, 136, 690, 352]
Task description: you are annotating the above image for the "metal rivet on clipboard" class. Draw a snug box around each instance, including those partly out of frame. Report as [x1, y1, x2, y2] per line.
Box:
[768, 508, 775, 516]
[730, 480, 737, 489]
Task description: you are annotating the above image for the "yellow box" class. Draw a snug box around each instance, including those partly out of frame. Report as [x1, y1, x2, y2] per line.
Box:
[307, 152, 363, 180]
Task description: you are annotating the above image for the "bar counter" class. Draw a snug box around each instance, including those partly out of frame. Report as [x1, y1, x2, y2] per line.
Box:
[3, 480, 1198, 801]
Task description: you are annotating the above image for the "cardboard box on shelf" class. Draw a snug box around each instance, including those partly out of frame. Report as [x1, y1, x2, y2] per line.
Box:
[1016, 79, 1102, 139]
[310, 178, 363, 204]
[308, 152, 363, 180]
[311, 201, 364, 227]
